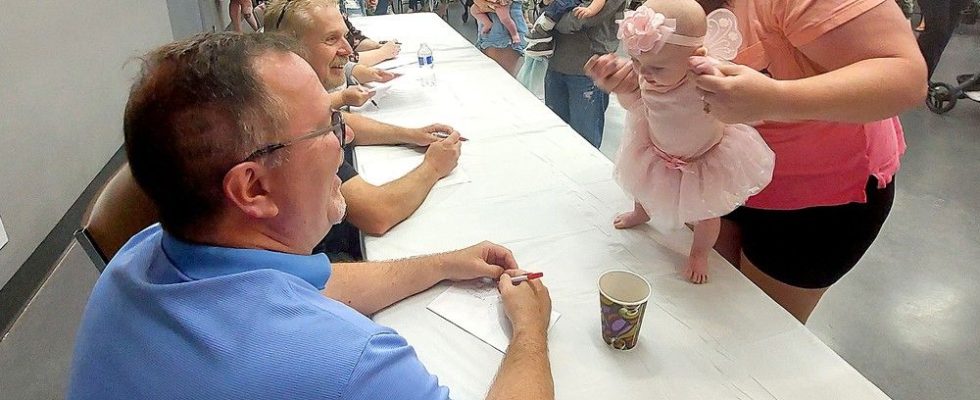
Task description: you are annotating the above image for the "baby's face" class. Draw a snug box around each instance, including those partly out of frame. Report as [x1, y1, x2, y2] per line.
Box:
[631, 43, 700, 87]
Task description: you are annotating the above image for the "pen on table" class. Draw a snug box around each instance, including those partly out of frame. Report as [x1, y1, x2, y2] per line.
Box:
[349, 76, 379, 109]
[510, 272, 544, 285]
[433, 132, 469, 141]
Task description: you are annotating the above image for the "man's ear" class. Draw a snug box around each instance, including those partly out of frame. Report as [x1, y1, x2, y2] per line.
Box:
[223, 162, 279, 220]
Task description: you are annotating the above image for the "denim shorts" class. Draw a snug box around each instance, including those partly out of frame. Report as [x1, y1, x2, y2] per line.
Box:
[474, 1, 529, 53]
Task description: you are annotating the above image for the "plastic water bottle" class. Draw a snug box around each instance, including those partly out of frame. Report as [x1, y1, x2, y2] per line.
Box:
[417, 43, 435, 87]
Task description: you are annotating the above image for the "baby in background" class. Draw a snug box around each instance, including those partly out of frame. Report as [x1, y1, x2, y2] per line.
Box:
[471, 0, 522, 44]
[525, 0, 607, 57]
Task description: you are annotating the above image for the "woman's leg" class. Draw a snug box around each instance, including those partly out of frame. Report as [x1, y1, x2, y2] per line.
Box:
[739, 253, 829, 323]
[714, 218, 743, 267]
[917, 0, 971, 79]
[483, 47, 522, 76]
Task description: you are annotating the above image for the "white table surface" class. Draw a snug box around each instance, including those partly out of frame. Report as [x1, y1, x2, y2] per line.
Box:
[350, 13, 892, 400]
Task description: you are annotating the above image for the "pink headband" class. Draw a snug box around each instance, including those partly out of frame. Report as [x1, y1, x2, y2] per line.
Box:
[617, 6, 704, 57]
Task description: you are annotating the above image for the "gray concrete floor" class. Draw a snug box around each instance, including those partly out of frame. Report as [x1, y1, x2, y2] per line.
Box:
[443, 6, 980, 399]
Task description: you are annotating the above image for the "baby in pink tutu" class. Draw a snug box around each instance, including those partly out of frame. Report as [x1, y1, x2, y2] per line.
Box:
[599, 0, 774, 283]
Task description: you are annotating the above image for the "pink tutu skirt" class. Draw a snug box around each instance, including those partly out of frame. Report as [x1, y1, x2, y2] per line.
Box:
[614, 123, 775, 232]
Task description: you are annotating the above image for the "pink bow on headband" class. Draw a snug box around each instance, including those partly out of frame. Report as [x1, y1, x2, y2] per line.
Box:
[616, 6, 704, 57]
[617, 6, 676, 57]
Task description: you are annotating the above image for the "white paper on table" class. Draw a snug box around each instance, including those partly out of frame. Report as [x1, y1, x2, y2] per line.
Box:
[358, 154, 470, 189]
[375, 54, 418, 71]
[427, 279, 560, 353]
[0, 213, 7, 250]
[363, 80, 392, 100]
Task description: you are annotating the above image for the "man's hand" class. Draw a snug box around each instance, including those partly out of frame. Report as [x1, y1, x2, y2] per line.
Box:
[376, 41, 401, 61]
[410, 123, 459, 146]
[353, 65, 402, 84]
[573, 6, 597, 18]
[498, 269, 552, 336]
[421, 131, 461, 178]
[439, 241, 519, 281]
[341, 86, 376, 107]
[584, 54, 639, 94]
[371, 68, 400, 83]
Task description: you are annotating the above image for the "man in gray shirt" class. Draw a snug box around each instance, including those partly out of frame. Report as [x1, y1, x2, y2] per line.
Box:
[544, 0, 625, 148]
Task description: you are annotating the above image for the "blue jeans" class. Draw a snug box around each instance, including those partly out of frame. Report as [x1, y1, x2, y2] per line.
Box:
[542, 0, 579, 21]
[545, 69, 609, 148]
[474, 2, 529, 53]
[374, 0, 419, 14]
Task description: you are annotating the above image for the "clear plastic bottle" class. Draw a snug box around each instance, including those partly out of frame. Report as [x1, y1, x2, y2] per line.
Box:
[417, 43, 435, 87]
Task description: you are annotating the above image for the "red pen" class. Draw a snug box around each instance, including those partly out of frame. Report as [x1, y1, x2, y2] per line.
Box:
[510, 272, 544, 285]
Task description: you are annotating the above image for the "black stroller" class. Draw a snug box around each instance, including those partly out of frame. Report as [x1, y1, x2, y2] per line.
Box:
[926, 72, 980, 114]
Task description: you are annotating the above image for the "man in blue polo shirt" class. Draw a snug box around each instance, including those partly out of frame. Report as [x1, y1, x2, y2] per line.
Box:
[67, 32, 554, 399]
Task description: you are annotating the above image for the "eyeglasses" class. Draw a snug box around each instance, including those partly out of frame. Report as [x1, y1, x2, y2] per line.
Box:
[274, 0, 295, 30]
[242, 110, 345, 162]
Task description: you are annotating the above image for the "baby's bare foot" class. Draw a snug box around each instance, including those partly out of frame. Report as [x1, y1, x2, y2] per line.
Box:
[683, 254, 709, 284]
[613, 209, 650, 229]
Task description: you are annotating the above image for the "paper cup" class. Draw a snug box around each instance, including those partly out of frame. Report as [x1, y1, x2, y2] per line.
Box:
[598, 270, 651, 350]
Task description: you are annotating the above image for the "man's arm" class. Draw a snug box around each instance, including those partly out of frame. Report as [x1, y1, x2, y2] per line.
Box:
[330, 87, 375, 109]
[486, 272, 555, 400]
[323, 241, 519, 315]
[346, 113, 456, 146]
[555, 0, 625, 34]
[341, 132, 460, 235]
[358, 41, 402, 67]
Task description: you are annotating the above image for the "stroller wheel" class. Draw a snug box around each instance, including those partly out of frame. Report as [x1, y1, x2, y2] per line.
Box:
[926, 82, 957, 114]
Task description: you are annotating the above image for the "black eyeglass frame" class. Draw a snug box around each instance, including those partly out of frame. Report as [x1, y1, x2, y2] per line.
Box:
[242, 110, 345, 163]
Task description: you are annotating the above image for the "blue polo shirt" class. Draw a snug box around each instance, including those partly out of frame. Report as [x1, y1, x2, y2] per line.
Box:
[67, 224, 449, 400]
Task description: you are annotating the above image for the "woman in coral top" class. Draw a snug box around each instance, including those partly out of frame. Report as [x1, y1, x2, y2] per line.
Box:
[587, 0, 926, 322]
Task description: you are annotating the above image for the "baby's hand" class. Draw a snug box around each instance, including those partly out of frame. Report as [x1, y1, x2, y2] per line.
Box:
[689, 56, 724, 77]
[584, 54, 637, 94]
[573, 6, 597, 18]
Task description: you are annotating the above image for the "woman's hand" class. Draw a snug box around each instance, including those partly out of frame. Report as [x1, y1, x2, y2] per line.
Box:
[692, 62, 785, 124]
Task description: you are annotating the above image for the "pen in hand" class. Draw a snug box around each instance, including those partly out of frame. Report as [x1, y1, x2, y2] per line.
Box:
[432, 132, 469, 141]
[510, 272, 543, 285]
[349, 76, 379, 109]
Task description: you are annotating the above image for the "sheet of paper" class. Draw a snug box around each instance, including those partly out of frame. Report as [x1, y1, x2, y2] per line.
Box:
[358, 154, 471, 189]
[427, 279, 560, 353]
[375, 54, 418, 71]
[0, 213, 7, 250]
[363, 80, 392, 100]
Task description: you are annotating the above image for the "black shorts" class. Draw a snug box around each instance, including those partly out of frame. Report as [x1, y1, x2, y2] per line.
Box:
[723, 177, 896, 289]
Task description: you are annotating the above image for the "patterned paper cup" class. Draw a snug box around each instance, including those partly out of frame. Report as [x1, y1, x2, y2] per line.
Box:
[598, 270, 652, 350]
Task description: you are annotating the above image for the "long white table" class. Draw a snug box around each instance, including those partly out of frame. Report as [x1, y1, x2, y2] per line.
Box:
[350, 13, 892, 400]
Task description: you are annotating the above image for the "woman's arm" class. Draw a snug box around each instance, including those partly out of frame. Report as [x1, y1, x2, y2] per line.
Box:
[696, 2, 926, 124]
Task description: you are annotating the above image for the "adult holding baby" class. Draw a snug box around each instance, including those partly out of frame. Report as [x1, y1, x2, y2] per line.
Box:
[472, 0, 530, 75]
[588, 0, 925, 323]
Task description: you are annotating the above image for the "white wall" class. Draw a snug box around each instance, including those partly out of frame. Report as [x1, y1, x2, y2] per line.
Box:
[0, 1, 174, 287]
